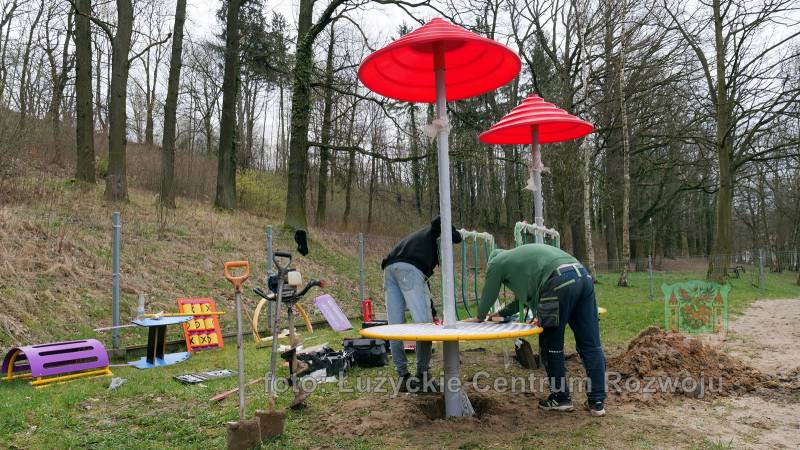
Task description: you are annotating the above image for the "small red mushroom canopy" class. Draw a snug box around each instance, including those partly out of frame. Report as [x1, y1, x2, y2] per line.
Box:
[479, 94, 593, 144]
[358, 18, 521, 103]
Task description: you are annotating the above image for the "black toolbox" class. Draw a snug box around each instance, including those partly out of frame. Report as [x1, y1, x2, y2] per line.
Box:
[343, 338, 388, 368]
[361, 321, 391, 351]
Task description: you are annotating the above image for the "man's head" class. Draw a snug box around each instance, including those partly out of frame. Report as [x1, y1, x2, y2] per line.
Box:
[429, 216, 462, 244]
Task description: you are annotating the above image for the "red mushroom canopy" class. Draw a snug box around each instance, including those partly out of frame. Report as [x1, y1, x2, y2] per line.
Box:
[358, 18, 521, 103]
[479, 94, 593, 144]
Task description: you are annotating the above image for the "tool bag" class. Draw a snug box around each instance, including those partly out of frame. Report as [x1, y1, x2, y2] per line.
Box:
[343, 338, 388, 368]
[361, 321, 391, 351]
[295, 345, 354, 376]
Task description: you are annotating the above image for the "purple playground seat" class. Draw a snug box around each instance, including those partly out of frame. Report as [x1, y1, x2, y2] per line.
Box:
[2, 339, 112, 387]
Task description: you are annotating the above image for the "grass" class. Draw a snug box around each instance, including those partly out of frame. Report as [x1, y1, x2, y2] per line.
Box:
[2, 270, 796, 448]
[1, 172, 799, 448]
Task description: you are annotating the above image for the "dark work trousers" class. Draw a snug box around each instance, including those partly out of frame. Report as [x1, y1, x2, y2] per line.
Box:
[538, 265, 606, 403]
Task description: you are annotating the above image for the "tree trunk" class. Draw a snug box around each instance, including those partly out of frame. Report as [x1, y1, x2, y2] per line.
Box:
[18, 0, 44, 126]
[315, 27, 335, 225]
[214, 0, 242, 209]
[617, 0, 631, 287]
[160, 0, 186, 209]
[503, 146, 517, 231]
[409, 104, 422, 215]
[706, 0, 732, 282]
[342, 93, 357, 226]
[284, 0, 314, 229]
[47, 10, 73, 138]
[367, 156, 377, 232]
[104, 0, 134, 201]
[575, 0, 596, 276]
[74, 0, 95, 183]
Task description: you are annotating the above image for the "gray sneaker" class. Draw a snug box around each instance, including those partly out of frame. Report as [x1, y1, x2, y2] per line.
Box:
[584, 400, 606, 417]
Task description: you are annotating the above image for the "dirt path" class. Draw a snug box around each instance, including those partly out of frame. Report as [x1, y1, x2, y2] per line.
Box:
[627, 299, 800, 449]
[724, 299, 800, 375]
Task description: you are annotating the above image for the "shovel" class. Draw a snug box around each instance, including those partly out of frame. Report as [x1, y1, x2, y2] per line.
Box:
[256, 251, 291, 439]
[223, 261, 261, 450]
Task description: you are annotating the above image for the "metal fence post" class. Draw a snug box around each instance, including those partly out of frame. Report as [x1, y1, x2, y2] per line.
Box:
[648, 255, 654, 301]
[358, 232, 365, 303]
[111, 212, 121, 351]
[759, 248, 766, 292]
[265, 225, 274, 326]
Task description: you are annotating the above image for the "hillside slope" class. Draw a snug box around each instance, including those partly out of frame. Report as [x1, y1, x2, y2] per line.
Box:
[0, 177, 391, 348]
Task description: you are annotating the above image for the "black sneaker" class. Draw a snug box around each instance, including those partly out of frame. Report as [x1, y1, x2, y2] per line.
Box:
[415, 372, 441, 394]
[584, 400, 606, 417]
[397, 373, 414, 393]
[537, 393, 574, 411]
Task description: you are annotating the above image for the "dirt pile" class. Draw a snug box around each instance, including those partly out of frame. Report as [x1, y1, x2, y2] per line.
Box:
[608, 326, 775, 403]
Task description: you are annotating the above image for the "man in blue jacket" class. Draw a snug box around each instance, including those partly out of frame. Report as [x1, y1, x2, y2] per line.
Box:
[381, 216, 462, 393]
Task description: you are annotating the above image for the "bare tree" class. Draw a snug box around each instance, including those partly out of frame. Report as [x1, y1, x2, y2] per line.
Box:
[160, 0, 187, 209]
[73, 0, 95, 183]
[214, 0, 242, 209]
[663, 0, 800, 280]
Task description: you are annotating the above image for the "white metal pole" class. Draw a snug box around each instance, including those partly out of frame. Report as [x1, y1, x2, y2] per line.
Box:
[530, 126, 544, 243]
[434, 43, 468, 418]
[434, 47, 456, 328]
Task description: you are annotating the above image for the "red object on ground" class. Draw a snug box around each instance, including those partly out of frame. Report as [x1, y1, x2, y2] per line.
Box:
[358, 18, 521, 103]
[479, 94, 593, 144]
[362, 297, 374, 323]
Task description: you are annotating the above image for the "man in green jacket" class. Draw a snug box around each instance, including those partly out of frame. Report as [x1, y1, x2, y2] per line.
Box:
[465, 244, 607, 416]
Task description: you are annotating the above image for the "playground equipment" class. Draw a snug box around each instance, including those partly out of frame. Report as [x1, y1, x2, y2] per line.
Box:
[454, 229, 496, 318]
[253, 251, 325, 437]
[223, 260, 262, 450]
[2, 339, 112, 387]
[251, 297, 313, 343]
[481, 95, 592, 244]
[359, 18, 545, 417]
[514, 222, 561, 248]
[177, 298, 225, 352]
[128, 316, 192, 369]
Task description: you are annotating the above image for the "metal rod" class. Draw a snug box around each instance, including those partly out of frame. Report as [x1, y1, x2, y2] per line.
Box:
[234, 289, 245, 421]
[358, 232, 365, 304]
[758, 248, 765, 292]
[267, 268, 284, 409]
[530, 126, 544, 242]
[266, 226, 274, 326]
[648, 255, 654, 301]
[143, 312, 225, 317]
[112, 212, 121, 350]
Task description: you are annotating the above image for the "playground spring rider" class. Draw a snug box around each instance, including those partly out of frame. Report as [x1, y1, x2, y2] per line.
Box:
[252, 251, 324, 435]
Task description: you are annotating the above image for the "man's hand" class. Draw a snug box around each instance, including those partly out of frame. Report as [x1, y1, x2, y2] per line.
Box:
[462, 317, 483, 323]
[486, 312, 503, 322]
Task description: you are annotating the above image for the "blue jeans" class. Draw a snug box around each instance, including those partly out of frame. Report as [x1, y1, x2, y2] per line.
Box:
[538, 266, 606, 403]
[384, 262, 433, 376]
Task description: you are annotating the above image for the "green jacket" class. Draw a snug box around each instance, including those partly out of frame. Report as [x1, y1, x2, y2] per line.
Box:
[476, 244, 577, 320]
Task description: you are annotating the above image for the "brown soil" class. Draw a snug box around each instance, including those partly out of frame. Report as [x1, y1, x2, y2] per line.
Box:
[607, 326, 774, 404]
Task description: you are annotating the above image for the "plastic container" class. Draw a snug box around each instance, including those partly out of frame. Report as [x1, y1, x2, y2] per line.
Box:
[313, 294, 352, 332]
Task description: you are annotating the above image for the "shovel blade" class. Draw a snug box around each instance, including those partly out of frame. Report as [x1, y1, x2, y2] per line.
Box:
[226, 419, 261, 450]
